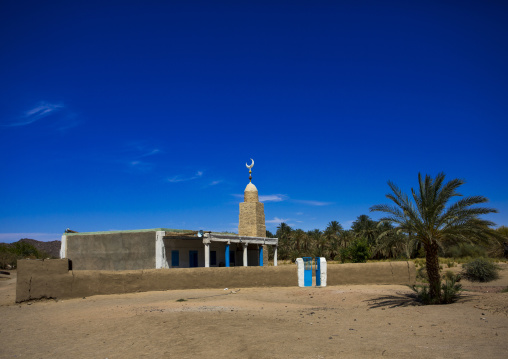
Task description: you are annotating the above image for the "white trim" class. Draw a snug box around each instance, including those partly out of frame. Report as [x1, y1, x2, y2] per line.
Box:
[60, 235, 67, 259]
[319, 257, 327, 287]
[204, 243, 210, 267]
[155, 231, 169, 269]
[243, 243, 248, 266]
[296, 258, 305, 287]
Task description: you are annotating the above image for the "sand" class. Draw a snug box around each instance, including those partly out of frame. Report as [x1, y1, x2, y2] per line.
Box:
[1, 264, 507, 359]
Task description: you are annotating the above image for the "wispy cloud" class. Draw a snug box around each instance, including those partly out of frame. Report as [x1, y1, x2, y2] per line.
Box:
[259, 194, 287, 202]
[124, 143, 162, 172]
[2, 101, 81, 132]
[3, 102, 64, 127]
[209, 180, 223, 186]
[138, 149, 161, 158]
[129, 160, 154, 172]
[266, 217, 290, 224]
[231, 193, 288, 202]
[293, 199, 333, 206]
[168, 171, 204, 183]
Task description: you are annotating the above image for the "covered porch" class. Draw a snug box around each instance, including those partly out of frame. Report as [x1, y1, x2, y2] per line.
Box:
[161, 231, 278, 268]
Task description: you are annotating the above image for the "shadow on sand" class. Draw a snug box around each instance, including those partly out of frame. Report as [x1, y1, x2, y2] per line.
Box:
[366, 287, 475, 309]
[365, 292, 420, 309]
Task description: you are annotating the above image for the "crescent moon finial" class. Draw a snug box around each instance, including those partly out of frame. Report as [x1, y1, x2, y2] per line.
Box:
[246, 158, 254, 182]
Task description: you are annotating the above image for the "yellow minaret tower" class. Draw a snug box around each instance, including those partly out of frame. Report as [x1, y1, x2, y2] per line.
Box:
[238, 159, 266, 237]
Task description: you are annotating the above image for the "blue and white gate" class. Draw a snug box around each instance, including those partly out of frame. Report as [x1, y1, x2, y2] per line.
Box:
[315, 257, 321, 286]
[297, 257, 327, 287]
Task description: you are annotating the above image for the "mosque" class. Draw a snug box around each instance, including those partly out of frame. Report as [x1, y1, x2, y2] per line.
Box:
[60, 160, 279, 270]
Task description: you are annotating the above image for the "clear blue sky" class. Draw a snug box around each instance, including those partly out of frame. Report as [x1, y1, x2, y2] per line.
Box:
[1, 1, 507, 242]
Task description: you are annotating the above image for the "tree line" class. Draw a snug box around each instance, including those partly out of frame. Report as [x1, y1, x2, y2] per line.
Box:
[268, 216, 507, 263]
[267, 215, 415, 263]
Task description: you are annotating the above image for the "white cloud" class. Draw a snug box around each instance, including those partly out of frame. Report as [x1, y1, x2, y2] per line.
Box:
[123, 143, 162, 172]
[296, 212, 304, 215]
[293, 199, 333, 206]
[168, 170, 204, 183]
[3, 102, 64, 127]
[259, 194, 287, 202]
[266, 217, 290, 224]
[139, 149, 161, 158]
[209, 180, 223, 186]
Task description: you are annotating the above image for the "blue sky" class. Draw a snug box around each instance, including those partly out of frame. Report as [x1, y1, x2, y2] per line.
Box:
[1, 1, 507, 242]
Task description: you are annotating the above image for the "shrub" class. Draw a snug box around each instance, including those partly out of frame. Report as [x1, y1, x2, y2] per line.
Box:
[443, 270, 455, 281]
[0, 242, 49, 269]
[446, 243, 487, 258]
[340, 239, 371, 263]
[0, 245, 17, 269]
[412, 273, 462, 305]
[461, 258, 501, 282]
[440, 274, 462, 304]
[416, 266, 428, 282]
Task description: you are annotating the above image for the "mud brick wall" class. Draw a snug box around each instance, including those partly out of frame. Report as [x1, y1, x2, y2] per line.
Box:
[65, 231, 156, 270]
[16, 260, 415, 302]
[326, 262, 416, 285]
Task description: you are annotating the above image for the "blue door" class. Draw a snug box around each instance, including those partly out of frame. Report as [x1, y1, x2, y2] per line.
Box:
[229, 251, 235, 266]
[303, 257, 312, 287]
[189, 251, 198, 267]
[315, 258, 321, 286]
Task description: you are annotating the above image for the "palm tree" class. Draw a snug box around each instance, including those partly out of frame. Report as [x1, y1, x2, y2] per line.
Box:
[308, 229, 326, 258]
[351, 214, 378, 244]
[371, 173, 497, 303]
[292, 229, 306, 253]
[324, 221, 343, 260]
[276, 222, 293, 260]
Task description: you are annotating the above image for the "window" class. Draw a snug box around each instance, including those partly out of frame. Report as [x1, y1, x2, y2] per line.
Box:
[210, 251, 217, 266]
[171, 250, 179, 267]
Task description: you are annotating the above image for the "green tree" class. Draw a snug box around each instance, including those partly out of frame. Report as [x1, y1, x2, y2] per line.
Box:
[292, 229, 306, 253]
[324, 221, 343, 260]
[275, 222, 293, 260]
[309, 229, 327, 258]
[340, 238, 371, 263]
[371, 173, 497, 303]
[351, 215, 378, 244]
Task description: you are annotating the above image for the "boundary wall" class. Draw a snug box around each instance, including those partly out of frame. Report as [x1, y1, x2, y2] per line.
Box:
[16, 259, 415, 302]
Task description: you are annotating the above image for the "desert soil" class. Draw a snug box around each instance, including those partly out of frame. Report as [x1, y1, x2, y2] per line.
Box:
[1, 264, 507, 359]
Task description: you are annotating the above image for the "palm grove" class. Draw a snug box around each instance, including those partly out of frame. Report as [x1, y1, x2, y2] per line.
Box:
[269, 173, 506, 302]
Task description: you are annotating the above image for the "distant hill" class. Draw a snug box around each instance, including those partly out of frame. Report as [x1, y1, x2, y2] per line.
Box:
[12, 238, 60, 258]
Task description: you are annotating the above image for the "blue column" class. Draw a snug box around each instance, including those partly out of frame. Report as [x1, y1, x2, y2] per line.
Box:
[259, 245, 263, 267]
[225, 244, 230, 267]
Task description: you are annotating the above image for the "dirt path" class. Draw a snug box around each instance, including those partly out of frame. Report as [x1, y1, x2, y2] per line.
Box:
[1, 267, 507, 358]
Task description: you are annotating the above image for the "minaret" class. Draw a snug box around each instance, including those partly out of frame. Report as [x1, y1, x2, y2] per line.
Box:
[238, 159, 266, 237]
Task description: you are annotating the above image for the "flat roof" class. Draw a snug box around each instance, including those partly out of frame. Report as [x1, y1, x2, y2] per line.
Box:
[64, 228, 194, 236]
[63, 228, 239, 236]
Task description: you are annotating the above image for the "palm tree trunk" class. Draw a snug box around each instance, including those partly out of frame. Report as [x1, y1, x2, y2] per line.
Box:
[425, 241, 441, 302]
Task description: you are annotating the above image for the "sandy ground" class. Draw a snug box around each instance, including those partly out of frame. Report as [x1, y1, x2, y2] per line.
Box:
[1, 265, 507, 359]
